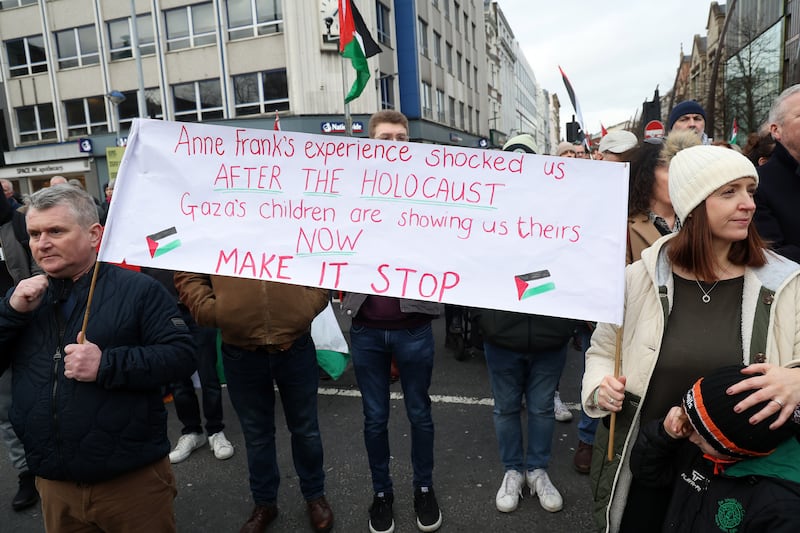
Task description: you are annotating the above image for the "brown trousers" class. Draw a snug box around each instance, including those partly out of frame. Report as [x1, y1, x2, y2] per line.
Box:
[36, 457, 177, 533]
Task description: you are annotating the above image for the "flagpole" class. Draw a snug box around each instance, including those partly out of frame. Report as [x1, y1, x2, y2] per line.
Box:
[341, 57, 353, 136]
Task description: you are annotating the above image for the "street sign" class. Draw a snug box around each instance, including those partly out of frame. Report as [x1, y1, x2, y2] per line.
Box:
[644, 120, 665, 139]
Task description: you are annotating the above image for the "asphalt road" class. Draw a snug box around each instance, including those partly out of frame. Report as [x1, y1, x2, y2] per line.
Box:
[0, 311, 597, 532]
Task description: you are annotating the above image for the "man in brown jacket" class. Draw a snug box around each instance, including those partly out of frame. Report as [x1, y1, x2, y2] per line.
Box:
[175, 273, 331, 533]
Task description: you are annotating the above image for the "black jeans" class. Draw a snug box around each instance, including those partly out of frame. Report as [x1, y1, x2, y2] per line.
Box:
[173, 310, 224, 436]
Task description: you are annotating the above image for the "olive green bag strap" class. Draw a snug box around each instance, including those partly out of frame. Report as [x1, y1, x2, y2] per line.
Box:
[749, 286, 774, 364]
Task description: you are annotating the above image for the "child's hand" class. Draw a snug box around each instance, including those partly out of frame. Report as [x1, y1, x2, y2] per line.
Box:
[663, 406, 693, 439]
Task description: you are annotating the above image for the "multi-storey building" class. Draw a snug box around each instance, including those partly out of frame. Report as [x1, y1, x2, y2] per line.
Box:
[0, 0, 492, 199]
[482, 0, 553, 153]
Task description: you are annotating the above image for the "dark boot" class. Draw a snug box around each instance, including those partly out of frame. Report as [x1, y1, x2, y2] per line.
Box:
[12, 471, 39, 511]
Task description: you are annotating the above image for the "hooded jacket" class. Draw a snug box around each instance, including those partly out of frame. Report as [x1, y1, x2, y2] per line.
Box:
[582, 233, 800, 532]
[0, 264, 195, 483]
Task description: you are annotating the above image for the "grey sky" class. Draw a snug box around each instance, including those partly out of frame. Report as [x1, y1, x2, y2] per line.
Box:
[497, 0, 718, 137]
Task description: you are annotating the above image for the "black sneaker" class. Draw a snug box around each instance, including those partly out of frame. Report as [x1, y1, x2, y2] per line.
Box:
[414, 487, 442, 532]
[368, 492, 394, 533]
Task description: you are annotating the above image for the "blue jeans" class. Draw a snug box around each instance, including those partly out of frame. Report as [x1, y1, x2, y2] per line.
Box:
[484, 341, 568, 472]
[173, 314, 224, 436]
[350, 322, 435, 494]
[576, 324, 599, 445]
[221, 333, 325, 504]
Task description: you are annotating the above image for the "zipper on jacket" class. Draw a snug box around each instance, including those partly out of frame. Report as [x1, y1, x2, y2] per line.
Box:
[51, 302, 67, 467]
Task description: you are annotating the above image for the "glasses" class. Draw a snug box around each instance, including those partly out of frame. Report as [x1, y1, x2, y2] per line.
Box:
[644, 137, 663, 145]
[376, 134, 409, 142]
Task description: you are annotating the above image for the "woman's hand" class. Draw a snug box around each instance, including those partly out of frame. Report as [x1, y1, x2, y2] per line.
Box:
[595, 375, 627, 412]
[726, 363, 800, 429]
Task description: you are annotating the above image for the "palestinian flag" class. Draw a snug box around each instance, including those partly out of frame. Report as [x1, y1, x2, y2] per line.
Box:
[339, 0, 381, 103]
[559, 65, 586, 143]
[729, 118, 739, 145]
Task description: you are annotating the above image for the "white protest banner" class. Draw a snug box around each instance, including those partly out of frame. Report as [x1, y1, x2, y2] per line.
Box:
[100, 119, 628, 324]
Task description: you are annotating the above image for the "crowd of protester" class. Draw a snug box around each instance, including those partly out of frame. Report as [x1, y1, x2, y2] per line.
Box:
[2, 85, 800, 533]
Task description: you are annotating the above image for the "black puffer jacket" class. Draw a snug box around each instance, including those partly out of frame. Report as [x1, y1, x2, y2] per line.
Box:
[0, 264, 195, 483]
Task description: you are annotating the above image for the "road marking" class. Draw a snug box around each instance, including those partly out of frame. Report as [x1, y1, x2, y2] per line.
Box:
[318, 387, 582, 411]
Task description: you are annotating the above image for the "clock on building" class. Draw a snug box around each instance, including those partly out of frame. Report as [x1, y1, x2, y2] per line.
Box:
[320, 0, 340, 44]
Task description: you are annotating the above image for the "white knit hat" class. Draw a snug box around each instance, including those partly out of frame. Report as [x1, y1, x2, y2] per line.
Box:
[668, 145, 759, 222]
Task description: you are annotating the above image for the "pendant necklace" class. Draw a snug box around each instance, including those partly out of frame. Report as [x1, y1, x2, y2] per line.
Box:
[696, 279, 720, 304]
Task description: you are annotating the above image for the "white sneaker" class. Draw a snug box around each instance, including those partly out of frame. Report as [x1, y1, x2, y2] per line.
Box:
[495, 470, 524, 513]
[169, 432, 206, 464]
[208, 431, 234, 460]
[526, 469, 563, 512]
[554, 391, 573, 422]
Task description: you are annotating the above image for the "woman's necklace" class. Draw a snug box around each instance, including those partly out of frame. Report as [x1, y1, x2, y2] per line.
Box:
[696, 279, 720, 304]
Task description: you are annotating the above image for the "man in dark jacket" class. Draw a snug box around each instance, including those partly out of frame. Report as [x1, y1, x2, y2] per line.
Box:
[0, 185, 194, 532]
[754, 84, 800, 264]
[0, 191, 42, 511]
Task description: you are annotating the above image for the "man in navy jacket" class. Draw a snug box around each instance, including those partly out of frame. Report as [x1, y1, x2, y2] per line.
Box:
[0, 185, 194, 532]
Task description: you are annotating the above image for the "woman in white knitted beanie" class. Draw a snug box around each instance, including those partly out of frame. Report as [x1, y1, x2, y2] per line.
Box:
[581, 145, 800, 533]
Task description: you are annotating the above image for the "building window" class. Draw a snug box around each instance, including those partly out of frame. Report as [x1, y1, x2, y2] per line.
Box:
[475, 109, 479, 133]
[118, 88, 164, 129]
[454, 2, 460, 30]
[108, 14, 155, 61]
[432, 0, 438, 9]
[0, 0, 37, 9]
[457, 51, 462, 81]
[459, 101, 465, 129]
[55, 26, 99, 69]
[6, 35, 47, 77]
[433, 32, 441, 66]
[474, 66, 478, 90]
[421, 82, 432, 118]
[418, 18, 428, 57]
[376, 1, 391, 46]
[472, 23, 476, 48]
[233, 69, 289, 116]
[468, 105, 473, 132]
[64, 96, 108, 137]
[226, 0, 282, 40]
[466, 59, 471, 88]
[16, 104, 56, 143]
[463, 13, 469, 38]
[444, 0, 449, 20]
[165, 2, 216, 51]
[436, 89, 445, 123]
[173, 79, 224, 122]
[448, 96, 455, 126]
[446, 42, 452, 73]
[379, 72, 394, 109]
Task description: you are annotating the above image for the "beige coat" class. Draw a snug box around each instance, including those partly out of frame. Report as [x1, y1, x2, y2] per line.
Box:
[626, 212, 662, 265]
[582, 233, 800, 532]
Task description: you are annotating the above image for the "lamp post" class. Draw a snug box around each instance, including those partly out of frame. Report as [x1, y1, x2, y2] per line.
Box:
[106, 90, 126, 146]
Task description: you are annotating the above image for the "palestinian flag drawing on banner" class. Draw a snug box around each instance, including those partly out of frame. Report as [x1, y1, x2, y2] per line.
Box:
[339, 0, 381, 103]
[146, 227, 181, 258]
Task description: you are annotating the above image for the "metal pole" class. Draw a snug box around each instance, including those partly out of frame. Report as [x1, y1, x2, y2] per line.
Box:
[129, 0, 148, 118]
[341, 57, 353, 136]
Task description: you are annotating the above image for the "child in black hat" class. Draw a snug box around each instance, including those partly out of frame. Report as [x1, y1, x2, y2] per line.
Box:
[629, 365, 800, 532]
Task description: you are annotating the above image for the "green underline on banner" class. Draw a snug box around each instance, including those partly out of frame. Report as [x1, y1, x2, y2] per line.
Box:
[213, 189, 284, 194]
[295, 252, 358, 257]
